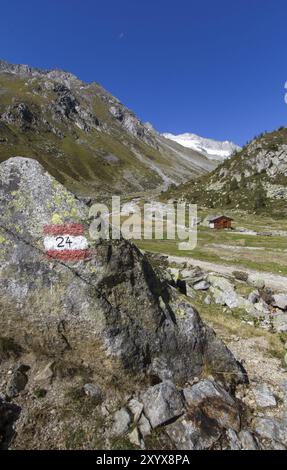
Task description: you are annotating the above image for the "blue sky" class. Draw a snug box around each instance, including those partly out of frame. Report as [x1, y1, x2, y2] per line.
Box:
[1, 0, 287, 145]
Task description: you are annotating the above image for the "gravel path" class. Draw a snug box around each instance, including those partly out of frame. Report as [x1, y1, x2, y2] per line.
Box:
[167, 255, 287, 292]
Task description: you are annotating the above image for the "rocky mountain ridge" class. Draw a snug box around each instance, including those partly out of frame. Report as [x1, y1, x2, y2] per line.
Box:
[0, 60, 216, 197]
[163, 127, 287, 215]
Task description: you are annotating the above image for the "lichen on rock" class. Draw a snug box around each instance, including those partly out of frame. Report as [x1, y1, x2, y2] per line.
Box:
[0, 157, 249, 449]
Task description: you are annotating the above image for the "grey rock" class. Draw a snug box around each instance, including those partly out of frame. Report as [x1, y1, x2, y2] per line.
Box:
[248, 275, 265, 289]
[253, 416, 287, 447]
[34, 362, 54, 385]
[127, 398, 144, 423]
[208, 274, 266, 317]
[204, 295, 212, 305]
[6, 367, 28, 398]
[149, 357, 173, 382]
[254, 299, 271, 316]
[210, 286, 234, 308]
[238, 430, 260, 450]
[189, 275, 205, 285]
[128, 427, 141, 447]
[272, 294, 287, 311]
[248, 291, 260, 304]
[282, 380, 287, 397]
[180, 268, 203, 283]
[185, 283, 195, 298]
[272, 312, 287, 332]
[252, 383, 277, 408]
[83, 383, 103, 403]
[208, 275, 239, 309]
[109, 105, 157, 148]
[141, 380, 184, 429]
[0, 157, 246, 387]
[226, 429, 241, 450]
[112, 408, 131, 436]
[179, 269, 193, 280]
[167, 268, 179, 283]
[183, 379, 233, 406]
[166, 415, 221, 450]
[193, 280, 210, 291]
[183, 379, 240, 431]
[226, 428, 259, 450]
[138, 413, 152, 437]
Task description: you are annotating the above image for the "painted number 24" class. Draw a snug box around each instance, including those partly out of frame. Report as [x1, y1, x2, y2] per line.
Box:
[56, 236, 73, 248]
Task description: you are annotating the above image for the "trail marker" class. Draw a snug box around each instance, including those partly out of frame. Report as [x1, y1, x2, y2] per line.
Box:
[43, 223, 89, 261]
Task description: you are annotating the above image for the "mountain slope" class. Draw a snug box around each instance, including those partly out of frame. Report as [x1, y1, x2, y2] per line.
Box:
[163, 127, 287, 215]
[0, 60, 216, 197]
[162, 132, 241, 161]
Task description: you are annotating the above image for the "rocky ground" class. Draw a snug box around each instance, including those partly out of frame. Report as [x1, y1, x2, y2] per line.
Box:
[146, 253, 287, 449]
[0, 157, 287, 450]
[167, 255, 287, 293]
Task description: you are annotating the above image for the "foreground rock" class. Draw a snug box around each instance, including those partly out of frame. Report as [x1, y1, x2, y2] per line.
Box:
[0, 157, 248, 449]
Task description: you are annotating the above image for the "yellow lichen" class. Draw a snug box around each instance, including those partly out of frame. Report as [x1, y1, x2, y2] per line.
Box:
[176, 308, 186, 318]
[51, 213, 63, 224]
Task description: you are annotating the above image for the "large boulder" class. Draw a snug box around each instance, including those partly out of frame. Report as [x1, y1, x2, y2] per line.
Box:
[0, 157, 246, 387]
[141, 380, 184, 428]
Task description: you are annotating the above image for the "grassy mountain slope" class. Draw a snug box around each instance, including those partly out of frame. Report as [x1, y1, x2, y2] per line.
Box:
[163, 127, 287, 216]
[0, 60, 215, 198]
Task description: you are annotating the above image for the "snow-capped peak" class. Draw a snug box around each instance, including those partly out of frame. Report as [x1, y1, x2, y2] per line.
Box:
[162, 132, 241, 161]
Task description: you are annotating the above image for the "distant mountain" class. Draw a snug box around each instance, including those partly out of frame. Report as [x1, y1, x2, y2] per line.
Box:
[163, 127, 287, 215]
[162, 132, 241, 161]
[0, 60, 216, 198]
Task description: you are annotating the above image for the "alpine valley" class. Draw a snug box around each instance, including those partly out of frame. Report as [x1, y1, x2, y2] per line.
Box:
[0, 60, 216, 198]
[1, 60, 287, 452]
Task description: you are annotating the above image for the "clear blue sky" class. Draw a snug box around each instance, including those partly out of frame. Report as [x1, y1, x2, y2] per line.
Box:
[1, 0, 287, 145]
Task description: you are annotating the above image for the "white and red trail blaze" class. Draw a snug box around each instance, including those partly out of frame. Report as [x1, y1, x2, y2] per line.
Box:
[43, 223, 90, 261]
